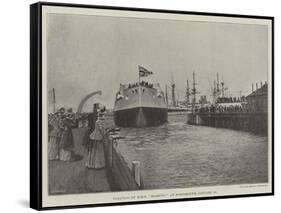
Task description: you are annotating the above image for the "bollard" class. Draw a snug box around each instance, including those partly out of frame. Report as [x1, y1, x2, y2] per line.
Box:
[132, 161, 141, 187]
[107, 137, 113, 168]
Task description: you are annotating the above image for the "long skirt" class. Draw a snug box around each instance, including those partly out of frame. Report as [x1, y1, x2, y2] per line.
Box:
[59, 129, 74, 161]
[59, 149, 72, 161]
[86, 140, 105, 169]
[48, 136, 60, 160]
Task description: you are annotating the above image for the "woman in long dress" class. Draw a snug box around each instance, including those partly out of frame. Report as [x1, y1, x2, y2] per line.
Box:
[48, 113, 63, 160]
[86, 112, 106, 169]
[59, 115, 74, 161]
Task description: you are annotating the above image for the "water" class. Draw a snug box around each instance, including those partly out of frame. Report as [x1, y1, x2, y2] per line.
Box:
[110, 114, 268, 190]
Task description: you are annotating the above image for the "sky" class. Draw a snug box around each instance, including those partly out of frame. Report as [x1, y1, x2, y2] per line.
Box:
[47, 13, 269, 112]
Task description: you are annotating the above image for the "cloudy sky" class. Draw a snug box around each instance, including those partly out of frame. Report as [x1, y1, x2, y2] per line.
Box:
[47, 13, 269, 112]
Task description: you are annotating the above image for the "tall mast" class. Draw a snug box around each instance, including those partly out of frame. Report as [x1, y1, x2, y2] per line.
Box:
[221, 82, 225, 97]
[192, 72, 197, 104]
[213, 80, 217, 104]
[191, 71, 197, 114]
[216, 72, 220, 94]
[138, 67, 141, 106]
[165, 85, 169, 105]
[186, 80, 190, 106]
[171, 75, 176, 107]
[53, 88, 56, 113]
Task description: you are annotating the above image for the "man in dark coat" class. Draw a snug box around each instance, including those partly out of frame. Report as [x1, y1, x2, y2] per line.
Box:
[88, 103, 99, 132]
[82, 103, 99, 150]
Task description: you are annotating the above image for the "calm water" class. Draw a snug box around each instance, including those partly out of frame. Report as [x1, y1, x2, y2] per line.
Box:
[110, 114, 268, 189]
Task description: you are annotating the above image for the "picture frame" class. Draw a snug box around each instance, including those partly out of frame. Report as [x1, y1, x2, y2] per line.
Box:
[30, 1, 274, 210]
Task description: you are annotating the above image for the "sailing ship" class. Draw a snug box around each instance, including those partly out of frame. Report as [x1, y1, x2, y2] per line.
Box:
[113, 66, 168, 127]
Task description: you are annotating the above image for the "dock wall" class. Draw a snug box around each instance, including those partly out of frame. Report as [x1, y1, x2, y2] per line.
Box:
[188, 112, 268, 135]
[104, 135, 142, 191]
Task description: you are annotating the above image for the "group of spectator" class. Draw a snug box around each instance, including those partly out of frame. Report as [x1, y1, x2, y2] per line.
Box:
[198, 103, 250, 114]
[127, 81, 154, 89]
[48, 107, 76, 161]
[216, 96, 247, 104]
[48, 104, 108, 170]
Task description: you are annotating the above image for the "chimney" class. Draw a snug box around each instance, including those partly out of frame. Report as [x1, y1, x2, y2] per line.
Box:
[260, 82, 263, 87]
[256, 83, 258, 90]
[252, 83, 254, 92]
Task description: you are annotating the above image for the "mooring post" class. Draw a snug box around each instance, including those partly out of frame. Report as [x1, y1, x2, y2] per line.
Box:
[132, 161, 141, 187]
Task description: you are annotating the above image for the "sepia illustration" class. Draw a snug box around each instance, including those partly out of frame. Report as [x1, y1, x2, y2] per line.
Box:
[45, 8, 272, 199]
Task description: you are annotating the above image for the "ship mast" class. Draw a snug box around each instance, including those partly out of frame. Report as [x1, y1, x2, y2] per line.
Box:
[165, 85, 169, 105]
[213, 73, 227, 101]
[138, 68, 141, 107]
[192, 72, 197, 104]
[216, 72, 220, 95]
[221, 82, 225, 97]
[171, 75, 176, 107]
[191, 71, 198, 114]
[186, 80, 190, 106]
[213, 80, 217, 104]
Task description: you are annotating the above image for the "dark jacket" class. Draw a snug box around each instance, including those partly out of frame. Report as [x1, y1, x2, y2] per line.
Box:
[59, 128, 74, 150]
[59, 118, 74, 150]
[88, 111, 98, 132]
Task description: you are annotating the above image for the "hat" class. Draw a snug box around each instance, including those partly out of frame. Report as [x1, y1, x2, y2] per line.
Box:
[100, 105, 106, 112]
[59, 107, 65, 113]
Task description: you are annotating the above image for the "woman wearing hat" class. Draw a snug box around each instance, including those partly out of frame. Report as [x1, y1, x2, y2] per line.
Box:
[86, 111, 106, 169]
[48, 112, 63, 160]
[59, 114, 75, 161]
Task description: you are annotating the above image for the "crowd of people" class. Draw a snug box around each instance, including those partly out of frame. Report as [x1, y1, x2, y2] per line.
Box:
[216, 96, 247, 103]
[48, 104, 108, 170]
[198, 103, 250, 114]
[127, 81, 154, 89]
[48, 107, 75, 161]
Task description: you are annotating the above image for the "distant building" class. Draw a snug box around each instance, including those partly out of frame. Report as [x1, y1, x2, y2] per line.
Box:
[246, 83, 268, 113]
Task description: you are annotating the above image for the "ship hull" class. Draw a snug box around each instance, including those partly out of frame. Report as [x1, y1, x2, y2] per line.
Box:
[114, 107, 167, 127]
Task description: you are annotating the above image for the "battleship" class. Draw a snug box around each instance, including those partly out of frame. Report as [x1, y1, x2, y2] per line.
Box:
[113, 66, 167, 127]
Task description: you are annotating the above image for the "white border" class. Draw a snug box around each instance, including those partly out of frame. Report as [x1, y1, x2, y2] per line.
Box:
[41, 5, 273, 208]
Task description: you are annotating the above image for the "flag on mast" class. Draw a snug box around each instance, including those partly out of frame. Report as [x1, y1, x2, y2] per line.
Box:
[138, 65, 153, 77]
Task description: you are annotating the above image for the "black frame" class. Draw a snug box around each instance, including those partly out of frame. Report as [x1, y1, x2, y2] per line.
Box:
[30, 1, 274, 210]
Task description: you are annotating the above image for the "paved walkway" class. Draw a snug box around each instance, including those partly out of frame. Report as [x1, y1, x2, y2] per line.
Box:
[48, 128, 111, 195]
